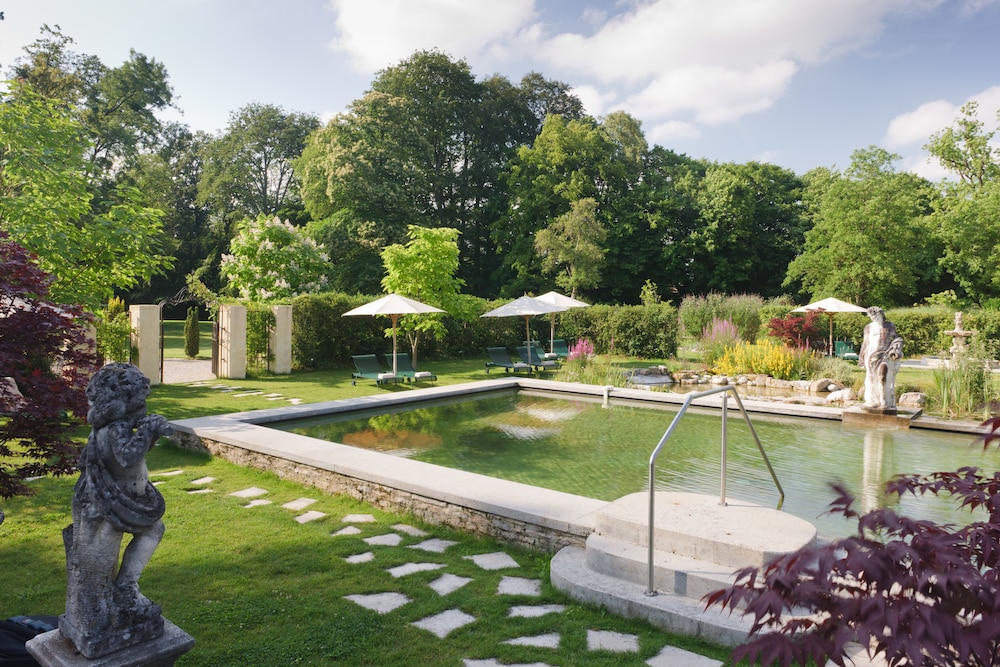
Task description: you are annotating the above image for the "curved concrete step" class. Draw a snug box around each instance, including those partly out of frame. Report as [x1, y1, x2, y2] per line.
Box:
[594, 492, 816, 569]
[551, 545, 753, 648]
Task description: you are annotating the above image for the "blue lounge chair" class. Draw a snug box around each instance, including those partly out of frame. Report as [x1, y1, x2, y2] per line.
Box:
[392, 353, 437, 384]
[351, 354, 399, 386]
[516, 346, 559, 372]
[485, 347, 531, 374]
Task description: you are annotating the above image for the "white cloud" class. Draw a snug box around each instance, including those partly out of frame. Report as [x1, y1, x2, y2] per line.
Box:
[648, 120, 701, 144]
[570, 84, 616, 119]
[327, 0, 537, 73]
[884, 99, 959, 149]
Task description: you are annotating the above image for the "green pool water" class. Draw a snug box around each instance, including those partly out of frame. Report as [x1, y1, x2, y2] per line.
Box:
[272, 389, 998, 538]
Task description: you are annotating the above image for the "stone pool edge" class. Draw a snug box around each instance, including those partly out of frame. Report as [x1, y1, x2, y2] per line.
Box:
[168, 378, 988, 551]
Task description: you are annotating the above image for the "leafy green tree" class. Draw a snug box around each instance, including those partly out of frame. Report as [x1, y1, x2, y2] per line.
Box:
[219, 215, 329, 301]
[534, 198, 607, 298]
[691, 161, 806, 297]
[381, 226, 469, 367]
[199, 103, 320, 227]
[926, 102, 1000, 302]
[784, 147, 937, 306]
[0, 83, 172, 308]
[184, 306, 200, 359]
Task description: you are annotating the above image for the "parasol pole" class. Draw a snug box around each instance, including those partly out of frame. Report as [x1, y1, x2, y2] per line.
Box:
[828, 312, 834, 357]
[390, 313, 399, 376]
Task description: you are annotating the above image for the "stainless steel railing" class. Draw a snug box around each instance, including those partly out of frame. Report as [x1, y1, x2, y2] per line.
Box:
[644, 385, 783, 596]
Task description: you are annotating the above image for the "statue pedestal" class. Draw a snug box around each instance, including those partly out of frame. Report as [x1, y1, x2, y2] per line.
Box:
[26, 619, 194, 667]
[843, 405, 920, 430]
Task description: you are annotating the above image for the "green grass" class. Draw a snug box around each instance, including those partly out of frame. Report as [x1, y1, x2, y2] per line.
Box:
[1, 356, 730, 666]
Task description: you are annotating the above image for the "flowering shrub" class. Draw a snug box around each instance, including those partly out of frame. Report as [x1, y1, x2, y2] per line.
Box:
[220, 215, 329, 301]
[700, 317, 740, 366]
[568, 338, 595, 361]
[715, 339, 817, 380]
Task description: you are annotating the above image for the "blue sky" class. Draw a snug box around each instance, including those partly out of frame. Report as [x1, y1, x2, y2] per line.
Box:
[2, 0, 998, 179]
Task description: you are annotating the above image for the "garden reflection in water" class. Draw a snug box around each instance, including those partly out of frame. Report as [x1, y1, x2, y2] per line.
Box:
[272, 389, 999, 538]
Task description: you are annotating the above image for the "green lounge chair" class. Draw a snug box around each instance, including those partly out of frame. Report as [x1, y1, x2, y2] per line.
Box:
[485, 347, 530, 374]
[516, 346, 559, 371]
[392, 353, 437, 384]
[350, 354, 399, 386]
[834, 340, 859, 362]
[551, 339, 571, 359]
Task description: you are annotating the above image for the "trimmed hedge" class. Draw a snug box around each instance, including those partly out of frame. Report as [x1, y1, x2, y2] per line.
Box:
[290, 292, 678, 369]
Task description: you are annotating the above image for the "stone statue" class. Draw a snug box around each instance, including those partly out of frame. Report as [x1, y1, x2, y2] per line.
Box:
[61, 363, 173, 658]
[858, 306, 904, 413]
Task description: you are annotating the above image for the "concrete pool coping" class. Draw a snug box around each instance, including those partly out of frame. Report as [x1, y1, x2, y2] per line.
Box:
[169, 378, 989, 550]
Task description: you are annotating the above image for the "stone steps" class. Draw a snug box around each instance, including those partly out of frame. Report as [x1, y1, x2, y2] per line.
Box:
[551, 491, 818, 646]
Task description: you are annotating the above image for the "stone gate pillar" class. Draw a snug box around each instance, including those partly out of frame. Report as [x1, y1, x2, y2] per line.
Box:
[269, 305, 292, 375]
[217, 305, 247, 380]
[129, 305, 160, 385]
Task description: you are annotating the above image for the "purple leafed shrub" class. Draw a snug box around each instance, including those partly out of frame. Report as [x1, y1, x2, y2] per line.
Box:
[706, 422, 1000, 667]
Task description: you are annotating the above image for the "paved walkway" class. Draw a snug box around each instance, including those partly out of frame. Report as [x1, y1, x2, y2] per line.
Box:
[150, 469, 723, 666]
[162, 358, 215, 384]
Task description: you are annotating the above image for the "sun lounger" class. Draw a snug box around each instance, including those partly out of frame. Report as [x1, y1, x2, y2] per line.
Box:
[391, 352, 437, 384]
[485, 347, 531, 374]
[516, 346, 560, 371]
[834, 340, 859, 362]
[351, 354, 399, 386]
[551, 339, 570, 359]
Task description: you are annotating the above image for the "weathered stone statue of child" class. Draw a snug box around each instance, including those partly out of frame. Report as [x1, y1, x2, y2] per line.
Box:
[858, 306, 904, 413]
[61, 363, 173, 658]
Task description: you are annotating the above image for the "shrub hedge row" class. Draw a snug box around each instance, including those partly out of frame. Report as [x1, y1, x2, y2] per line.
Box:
[290, 292, 678, 370]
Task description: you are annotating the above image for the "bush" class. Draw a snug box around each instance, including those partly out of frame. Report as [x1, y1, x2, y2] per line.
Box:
[708, 469, 1000, 667]
[599, 303, 678, 358]
[715, 340, 817, 380]
[679, 293, 763, 341]
[94, 296, 131, 363]
[700, 318, 740, 366]
[766, 311, 824, 350]
[183, 306, 200, 359]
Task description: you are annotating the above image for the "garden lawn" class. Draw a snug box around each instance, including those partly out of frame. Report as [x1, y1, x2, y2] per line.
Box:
[0, 356, 728, 666]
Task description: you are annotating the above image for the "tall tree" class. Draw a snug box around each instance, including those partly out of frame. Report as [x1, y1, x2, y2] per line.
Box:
[381, 226, 468, 367]
[926, 102, 1000, 302]
[0, 83, 172, 308]
[199, 103, 320, 229]
[534, 197, 607, 298]
[784, 147, 937, 306]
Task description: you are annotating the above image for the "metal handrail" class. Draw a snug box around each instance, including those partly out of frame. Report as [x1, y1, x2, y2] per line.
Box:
[644, 385, 783, 596]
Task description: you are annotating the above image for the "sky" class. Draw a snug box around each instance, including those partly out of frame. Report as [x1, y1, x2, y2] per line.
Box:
[1, 0, 999, 179]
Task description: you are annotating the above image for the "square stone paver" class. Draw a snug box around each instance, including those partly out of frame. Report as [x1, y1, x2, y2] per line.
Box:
[502, 632, 561, 648]
[508, 604, 565, 618]
[346, 552, 375, 564]
[151, 470, 184, 477]
[282, 498, 316, 511]
[243, 499, 272, 508]
[645, 646, 723, 667]
[364, 532, 402, 546]
[187, 489, 214, 495]
[409, 538, 458, 553]
[344, 592, 410, 614]
[332, 526, 362, 537]
[587, 629, 639, 653]
[429, 573, 473, 596]
[465, 552, 519, 570]
[190, 476, 215, 485]
[386, 562, 447, 578]
[393, 523, 428, 537]
[230, 487, 268, 498]
[498, 576, 542, 596]
[411, 609, 476, 638]
[294, 511, 326, 524]
[343, 513, 376, 523]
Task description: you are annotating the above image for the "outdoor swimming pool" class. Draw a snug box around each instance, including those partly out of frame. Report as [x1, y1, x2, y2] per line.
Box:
[271, 388, 999, 538]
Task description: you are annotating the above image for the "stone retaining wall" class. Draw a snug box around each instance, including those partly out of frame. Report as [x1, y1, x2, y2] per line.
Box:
[173, 431, 586, 553]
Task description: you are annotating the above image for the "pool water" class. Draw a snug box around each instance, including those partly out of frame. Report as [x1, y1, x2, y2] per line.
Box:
[273, 389, 999, 538]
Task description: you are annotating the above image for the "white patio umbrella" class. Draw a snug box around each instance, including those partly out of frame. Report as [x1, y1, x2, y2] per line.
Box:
[342, 294, 444, 376]
[792, 297, 867, 356]
[480, 295, 566, 363]
[536, 291, 590, 352]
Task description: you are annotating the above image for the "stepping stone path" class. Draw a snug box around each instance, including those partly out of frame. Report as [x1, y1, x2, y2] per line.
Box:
[156, 474, 721, 666]
[185, 381, 303, 405]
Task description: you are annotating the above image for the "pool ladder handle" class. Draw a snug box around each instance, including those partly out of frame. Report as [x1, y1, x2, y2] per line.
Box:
[641, 384, 785, 597]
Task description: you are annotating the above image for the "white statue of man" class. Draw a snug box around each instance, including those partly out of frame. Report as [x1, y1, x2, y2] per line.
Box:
[858, 306, 904, 412]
